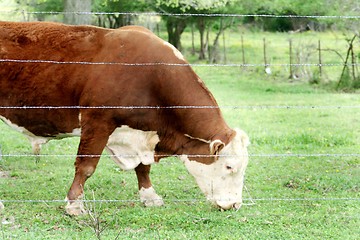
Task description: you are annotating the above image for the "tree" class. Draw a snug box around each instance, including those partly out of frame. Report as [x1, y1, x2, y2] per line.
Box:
[63, 0, 92, 25]
[155, 2, 188, 50]
[189, 1, 243, 61]
[13, 0, 64, 21]
[93, 0, 150, 28]
[155, 0, 237, 53]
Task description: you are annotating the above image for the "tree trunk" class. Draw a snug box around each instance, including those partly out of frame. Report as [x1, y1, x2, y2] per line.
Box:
[209, 19, 225, 63]
[191, 23, 195, 55]
[197, 18, 206, 60]
[166, 17, 186, 51]
[63, 0, 92, 25]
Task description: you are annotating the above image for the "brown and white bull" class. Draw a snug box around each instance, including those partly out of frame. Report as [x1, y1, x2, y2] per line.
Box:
[0, 21, 249, 215]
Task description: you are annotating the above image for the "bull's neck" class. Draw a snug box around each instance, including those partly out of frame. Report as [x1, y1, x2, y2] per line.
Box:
[158, 67, 232, 143]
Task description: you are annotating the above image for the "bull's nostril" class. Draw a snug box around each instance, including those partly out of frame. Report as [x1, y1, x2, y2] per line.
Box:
[216, 200, 242, 211]
[233, 202, 241, 210]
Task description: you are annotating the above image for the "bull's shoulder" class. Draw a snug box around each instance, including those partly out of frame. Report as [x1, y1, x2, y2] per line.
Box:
[118, 25, 153, 35]
[102, 25, 162, 54]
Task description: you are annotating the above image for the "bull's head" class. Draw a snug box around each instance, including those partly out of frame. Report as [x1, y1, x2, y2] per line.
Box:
[181, 128, 250, 210]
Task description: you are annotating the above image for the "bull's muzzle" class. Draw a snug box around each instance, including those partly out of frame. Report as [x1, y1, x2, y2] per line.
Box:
[215, 200, 242, 210]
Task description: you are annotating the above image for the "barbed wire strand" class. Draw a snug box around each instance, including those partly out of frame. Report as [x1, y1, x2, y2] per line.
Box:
[1, 153, 359, 158]
[1, 59, 360, 68]
[1, 105, 360, 110]
[1, 10, 360, 19]
[0, 197, 359, 204]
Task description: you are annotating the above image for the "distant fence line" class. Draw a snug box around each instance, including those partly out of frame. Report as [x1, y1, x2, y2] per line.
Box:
[1, 10, 360, 19]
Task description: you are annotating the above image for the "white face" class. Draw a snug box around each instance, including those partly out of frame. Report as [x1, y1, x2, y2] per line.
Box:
[181, 129, 249, 210]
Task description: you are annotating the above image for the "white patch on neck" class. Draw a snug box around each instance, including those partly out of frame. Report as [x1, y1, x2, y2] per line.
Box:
[105, 126, 160, 170]
[163, 41, 185, 61]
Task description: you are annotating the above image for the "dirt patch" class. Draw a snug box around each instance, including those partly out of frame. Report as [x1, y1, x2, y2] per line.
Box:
[0, 171, 10, 178]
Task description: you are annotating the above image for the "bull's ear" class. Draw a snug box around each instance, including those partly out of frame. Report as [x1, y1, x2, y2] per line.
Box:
[210, 140, 225, 158]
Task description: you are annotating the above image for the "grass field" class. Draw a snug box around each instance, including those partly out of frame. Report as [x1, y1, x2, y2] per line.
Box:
[1, 65, 359, 239]
[1, 26, 360, 239]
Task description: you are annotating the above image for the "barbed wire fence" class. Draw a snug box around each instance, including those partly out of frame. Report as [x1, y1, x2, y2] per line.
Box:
[1, 10, 360, 18]
[0, 11, 359, 206]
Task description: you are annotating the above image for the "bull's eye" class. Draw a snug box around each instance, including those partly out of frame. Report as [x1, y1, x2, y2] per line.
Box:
[226, 165, 233, 170]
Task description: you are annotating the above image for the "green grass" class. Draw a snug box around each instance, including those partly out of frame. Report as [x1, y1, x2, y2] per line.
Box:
[1, 32, 360, 239]
[1, 67, 359, 239]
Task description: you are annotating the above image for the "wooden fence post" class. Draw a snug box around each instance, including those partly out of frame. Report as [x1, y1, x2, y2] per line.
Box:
[156, 23, 160, 37]
[263, 38, 271, 74]
[222, 29, 227, 63]
[318, 40, 322, 77]
[241, 35, 246, 67]
[289, 39, 293, 78]
[191, 23, 195, 55]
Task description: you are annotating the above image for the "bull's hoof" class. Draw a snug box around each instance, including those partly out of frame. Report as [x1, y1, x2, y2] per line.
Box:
[65, 198, 86, 216]
[139, 187, 164, 207]
[143, 197, 164, 207]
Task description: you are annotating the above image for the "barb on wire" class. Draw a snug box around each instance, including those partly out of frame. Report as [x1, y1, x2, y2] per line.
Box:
[1, 10, 360, 19]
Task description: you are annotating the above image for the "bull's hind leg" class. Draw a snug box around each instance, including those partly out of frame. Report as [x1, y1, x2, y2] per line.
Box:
[135, 163, 164, 207]
[65, 119, 115, 216]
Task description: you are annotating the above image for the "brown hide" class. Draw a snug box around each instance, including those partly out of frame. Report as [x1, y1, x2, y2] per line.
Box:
[0, 21, 235, 163]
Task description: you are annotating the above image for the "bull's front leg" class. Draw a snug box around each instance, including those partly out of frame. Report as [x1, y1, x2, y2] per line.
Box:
[135, 163, 164, 207]
[65, 155, 100, 216]
[65, 118, 115, 216]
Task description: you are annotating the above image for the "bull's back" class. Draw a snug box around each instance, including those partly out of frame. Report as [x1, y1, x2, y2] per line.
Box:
[0, 22, 189, 136]
[0, 22, 110, 136]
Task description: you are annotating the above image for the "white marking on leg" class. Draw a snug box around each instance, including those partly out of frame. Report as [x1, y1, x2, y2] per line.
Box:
[65, 195, 86, 216]
[139, 187, 164, 207]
